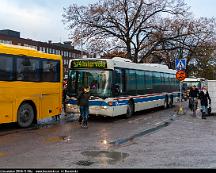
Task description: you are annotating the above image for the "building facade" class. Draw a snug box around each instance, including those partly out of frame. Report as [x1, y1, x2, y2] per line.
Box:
[0, 29, 86, 77]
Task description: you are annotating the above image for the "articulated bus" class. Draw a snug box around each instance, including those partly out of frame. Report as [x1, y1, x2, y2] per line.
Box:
[65, 57, 180, 118]
[0, 44, 62, 127]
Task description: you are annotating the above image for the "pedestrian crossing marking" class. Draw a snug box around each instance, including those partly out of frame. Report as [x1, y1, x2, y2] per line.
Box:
[175, 59, 186, 70]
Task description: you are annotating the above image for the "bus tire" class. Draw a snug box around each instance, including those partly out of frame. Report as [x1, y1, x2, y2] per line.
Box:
[125, 100, 134, 118]
[17, 103, 35, 128]
[164, 96, 169, 109]
[169, 95, 174, 107]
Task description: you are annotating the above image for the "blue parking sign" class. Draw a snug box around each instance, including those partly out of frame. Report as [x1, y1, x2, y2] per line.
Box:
[176, 58, 186, 71]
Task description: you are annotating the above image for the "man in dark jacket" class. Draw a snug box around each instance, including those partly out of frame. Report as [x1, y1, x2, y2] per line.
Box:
[199, 87, 211, 119]
[77, 86, 90, 128]
[188, 85, 199, 111]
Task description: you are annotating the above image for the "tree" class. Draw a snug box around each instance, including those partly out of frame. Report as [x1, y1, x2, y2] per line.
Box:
[146, 17, 216, 72]
[63, 0, 189, 62]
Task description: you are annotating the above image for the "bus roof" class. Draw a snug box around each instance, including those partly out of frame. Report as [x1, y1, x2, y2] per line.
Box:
[0, 43, 61, 60]
[183, 78, 206, 82]
[69, 57, 176, 74]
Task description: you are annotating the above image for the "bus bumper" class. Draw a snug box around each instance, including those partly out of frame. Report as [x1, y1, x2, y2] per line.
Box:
[65, 104, 114, 117]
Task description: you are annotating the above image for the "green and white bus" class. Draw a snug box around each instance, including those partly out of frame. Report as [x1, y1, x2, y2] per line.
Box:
[65, 57, 180, 118]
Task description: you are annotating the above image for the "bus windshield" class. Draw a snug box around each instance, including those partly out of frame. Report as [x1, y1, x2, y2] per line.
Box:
[67, 69, 112, 98]
[182, 81, 201, 90]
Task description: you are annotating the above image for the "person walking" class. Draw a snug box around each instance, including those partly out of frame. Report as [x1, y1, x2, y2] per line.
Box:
[188, 85, 199, 115]
[199, 86, 211, 119]
[77, 86, 90, 128]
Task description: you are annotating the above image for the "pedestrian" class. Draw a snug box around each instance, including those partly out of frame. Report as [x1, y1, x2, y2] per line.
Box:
[199, 86, 211, 119]
[77, 87, 83, 124]
[188, 85, 199, 111]
[77, 86, 90, 128]
[63, 84, 67, 113]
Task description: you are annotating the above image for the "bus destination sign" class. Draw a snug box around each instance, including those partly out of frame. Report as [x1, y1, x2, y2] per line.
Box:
[71, 60, 107, 69]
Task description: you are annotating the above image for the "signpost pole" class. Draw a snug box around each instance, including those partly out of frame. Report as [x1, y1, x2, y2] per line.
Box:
[175, 57, 187, 115]
[178, 81, 185, 115]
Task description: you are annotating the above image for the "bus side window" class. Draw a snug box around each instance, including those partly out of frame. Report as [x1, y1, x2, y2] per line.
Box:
[0, 55, 13, 81]
[42, 60, 60, 82]
[114, 68, 123, 94]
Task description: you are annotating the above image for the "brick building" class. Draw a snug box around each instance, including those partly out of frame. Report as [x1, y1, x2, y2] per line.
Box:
[0, 29, 87, 77]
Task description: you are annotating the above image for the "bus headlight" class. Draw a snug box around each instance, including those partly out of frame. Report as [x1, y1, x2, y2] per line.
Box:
[66, 104, 74, 109]
[102, 106, 108, 109]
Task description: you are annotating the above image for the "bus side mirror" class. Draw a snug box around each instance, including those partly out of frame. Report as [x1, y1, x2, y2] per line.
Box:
[112, 84, 120, 96]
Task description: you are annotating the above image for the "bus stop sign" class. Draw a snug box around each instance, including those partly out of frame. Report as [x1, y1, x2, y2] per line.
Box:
[176, 70, 187, 81]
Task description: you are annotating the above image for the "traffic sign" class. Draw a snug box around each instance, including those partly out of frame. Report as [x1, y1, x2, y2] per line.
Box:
[175, 58, 186, 71]
[176, 70, 187, 81]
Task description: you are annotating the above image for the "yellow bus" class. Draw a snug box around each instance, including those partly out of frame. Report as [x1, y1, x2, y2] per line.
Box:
[0, 44, 63, 127]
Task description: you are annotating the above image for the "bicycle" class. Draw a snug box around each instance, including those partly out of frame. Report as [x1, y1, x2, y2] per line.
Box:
[189, 97, 198, 116]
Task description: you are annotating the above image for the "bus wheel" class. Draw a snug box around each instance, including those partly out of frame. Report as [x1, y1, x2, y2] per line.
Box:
[125, 100, 134, 118]
[17, 103, 35, 128]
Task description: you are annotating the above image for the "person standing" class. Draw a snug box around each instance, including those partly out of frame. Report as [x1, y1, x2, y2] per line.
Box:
[77, 86, 90, 128]
[199, 87, 211, 119]
[63, 84, 67, 113]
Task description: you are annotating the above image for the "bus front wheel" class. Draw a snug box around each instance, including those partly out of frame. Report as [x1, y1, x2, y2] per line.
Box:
[17, 103, 35, 128]
[125, 101, 134, 118]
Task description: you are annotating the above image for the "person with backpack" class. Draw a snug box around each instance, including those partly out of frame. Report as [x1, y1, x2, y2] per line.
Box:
[77, 86, 90, 128]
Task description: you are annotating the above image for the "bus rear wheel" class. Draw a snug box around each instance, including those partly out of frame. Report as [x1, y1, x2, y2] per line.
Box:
[17, 103, 35, 128]
[125, 100, 134, 118]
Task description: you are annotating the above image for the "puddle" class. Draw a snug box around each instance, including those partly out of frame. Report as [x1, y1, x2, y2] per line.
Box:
[76, 160, 95, 166]
[80, 151, 129, 165]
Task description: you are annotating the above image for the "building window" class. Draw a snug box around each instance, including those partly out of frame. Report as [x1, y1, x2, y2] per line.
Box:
[64, 59, 68, 65]
[0, 40, 12, 44]
[56, 50, 60, 55]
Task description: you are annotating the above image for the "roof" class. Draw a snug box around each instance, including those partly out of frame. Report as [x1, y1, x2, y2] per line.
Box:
[0, 43, 61, 60]
[69, 57, 176, 74]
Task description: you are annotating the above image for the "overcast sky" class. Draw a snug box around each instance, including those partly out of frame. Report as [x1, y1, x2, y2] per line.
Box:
[0, 0, 215, 43]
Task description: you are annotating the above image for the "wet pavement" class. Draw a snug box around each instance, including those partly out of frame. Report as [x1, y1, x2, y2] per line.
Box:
[0, 102, 216, 168]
